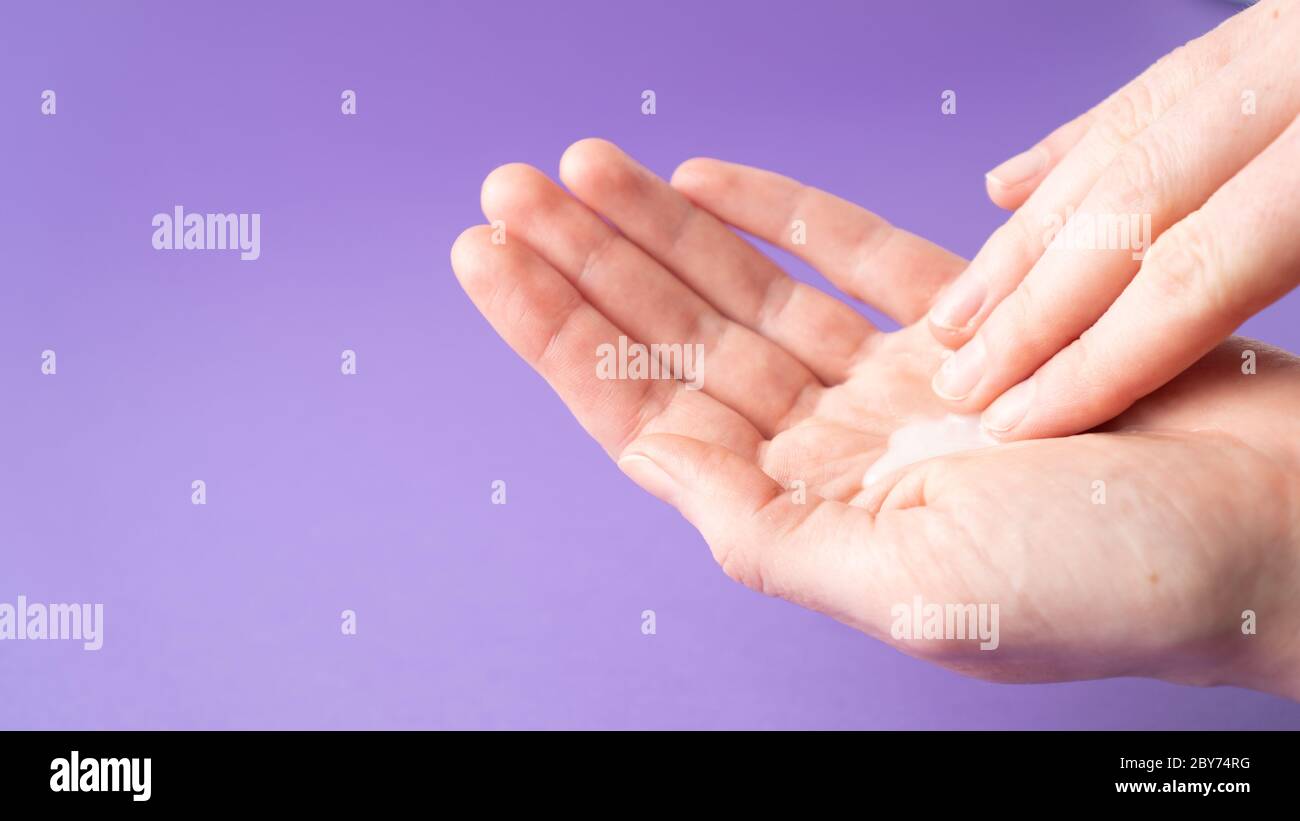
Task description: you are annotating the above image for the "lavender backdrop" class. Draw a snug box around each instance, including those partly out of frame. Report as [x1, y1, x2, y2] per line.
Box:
[2, 0, 1296, 729]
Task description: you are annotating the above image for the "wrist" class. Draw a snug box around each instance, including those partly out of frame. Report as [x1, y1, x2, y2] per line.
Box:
[1225, 411, 1300, 700]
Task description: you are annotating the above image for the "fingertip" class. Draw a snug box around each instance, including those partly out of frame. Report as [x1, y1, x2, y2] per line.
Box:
[927, 314, 974, 348]
[618, 432, 694, 476]
[669, 157, 721, 192]
[480, 162, 548, 219]
[984, 147, 1047, 202]
[984, 174, 1029, 211]
[616, 452, 679, 507]
[926, 269, 988, 342]
[559, 137, 623, 185]
[449, 224, 494, 275]
[979, 377, 1037, 440]
[560, 137, 642, 201]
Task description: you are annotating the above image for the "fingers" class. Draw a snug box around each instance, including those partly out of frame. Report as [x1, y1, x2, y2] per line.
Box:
[931, 0, 1276, 345]
[560, 139, 875, 383]
[669, 157, 966, 326]
[985, 115, 1092, 211]
[618, 432, 901, 627]
[933, 18, 1300, 411]
[979, 112, 1300, 440]
[479, 162, 822, 438]
[450, 225, 763, 458]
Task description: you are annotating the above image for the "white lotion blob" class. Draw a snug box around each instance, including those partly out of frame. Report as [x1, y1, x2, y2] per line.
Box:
[863, 413, 997, 487]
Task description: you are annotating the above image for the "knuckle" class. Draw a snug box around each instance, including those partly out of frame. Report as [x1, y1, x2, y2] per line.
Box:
[1057, 333, 1092, 374]
[1053, 334, 1119, 419]
[713, 540, 742, 581]
[697, 443, 733, 478]
[715, 541, 766, 595]
[1003, 209, 1048, 263]
[984, 278, 1051, 364]
[1142, 218, 1225, 311]
[1108, 138, 1165, 210]
[1094, 78, 1160, 147]
[994, 280, 1039, 341]
[1150, 44, 1192, 80]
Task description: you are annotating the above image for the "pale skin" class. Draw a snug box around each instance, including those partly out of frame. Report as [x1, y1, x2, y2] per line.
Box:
[451, 138, 1300, 701]
[930, 0, 1300, 440]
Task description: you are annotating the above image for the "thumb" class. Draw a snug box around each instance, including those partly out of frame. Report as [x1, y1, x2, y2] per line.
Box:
[616, 434, 879, 617]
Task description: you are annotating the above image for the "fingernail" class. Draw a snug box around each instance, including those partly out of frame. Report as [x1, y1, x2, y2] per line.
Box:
[618, 454, 678, 505]
[928, 270, 988, 331]
[931, 336, 986, 400]
[986, 147, 1046, 189]
[982, 378, 1036, 434]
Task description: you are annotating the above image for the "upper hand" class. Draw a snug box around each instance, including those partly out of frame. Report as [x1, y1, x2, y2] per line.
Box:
[928, 0, 1300, 440]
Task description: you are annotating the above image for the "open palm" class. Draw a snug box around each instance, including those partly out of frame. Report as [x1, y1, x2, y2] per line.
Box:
[452, 140, 1300, 699]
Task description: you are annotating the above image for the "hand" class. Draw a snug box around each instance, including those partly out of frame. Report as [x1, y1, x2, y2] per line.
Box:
[451, 139, 1300, 699]
[927, 0, 1300, 440]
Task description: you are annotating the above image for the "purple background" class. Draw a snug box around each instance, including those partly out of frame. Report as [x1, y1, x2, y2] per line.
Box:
[3, 0, 1298, 729]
